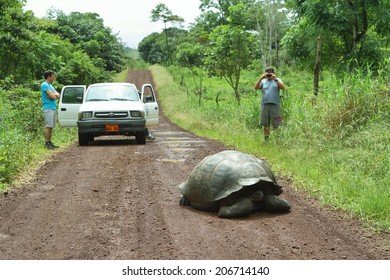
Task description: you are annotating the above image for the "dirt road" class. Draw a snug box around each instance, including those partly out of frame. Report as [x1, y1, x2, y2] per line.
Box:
[0, 70, 388, 260]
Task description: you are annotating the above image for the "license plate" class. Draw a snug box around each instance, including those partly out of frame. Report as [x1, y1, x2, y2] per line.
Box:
[105, 124, 119, 132]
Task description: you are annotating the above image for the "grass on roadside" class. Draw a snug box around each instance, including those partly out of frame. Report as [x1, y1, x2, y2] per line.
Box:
[0, 83, 78, 191]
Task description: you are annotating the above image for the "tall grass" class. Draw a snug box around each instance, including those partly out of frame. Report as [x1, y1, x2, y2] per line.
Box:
[151, 64, 389, 232]
[0, 86, 77, 190]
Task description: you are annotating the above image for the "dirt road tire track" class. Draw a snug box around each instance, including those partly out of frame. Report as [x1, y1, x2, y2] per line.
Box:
[0, 70, 388, 260]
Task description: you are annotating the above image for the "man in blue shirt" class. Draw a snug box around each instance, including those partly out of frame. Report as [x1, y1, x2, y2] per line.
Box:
[254, 67, 286, 142]
[41, 70, 60, 149]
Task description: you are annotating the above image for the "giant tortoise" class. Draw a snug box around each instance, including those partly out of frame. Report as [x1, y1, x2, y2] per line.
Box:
[179, 150, 291, 218]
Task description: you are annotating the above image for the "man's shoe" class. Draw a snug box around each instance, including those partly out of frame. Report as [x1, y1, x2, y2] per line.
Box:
[45, 142, 54, 149]
[49, 142, 59, 148]
[146, 135, 155, 140]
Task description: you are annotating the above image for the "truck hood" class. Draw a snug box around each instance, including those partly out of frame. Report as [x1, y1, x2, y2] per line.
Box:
[79, 101, 145, 112]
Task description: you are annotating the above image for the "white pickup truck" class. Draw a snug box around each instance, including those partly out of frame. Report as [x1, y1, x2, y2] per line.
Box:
[57, 82, 159, 145]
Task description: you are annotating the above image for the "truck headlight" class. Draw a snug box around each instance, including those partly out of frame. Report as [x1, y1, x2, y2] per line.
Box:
[78, 111, 93, 120]
[130, 111, 145, 118]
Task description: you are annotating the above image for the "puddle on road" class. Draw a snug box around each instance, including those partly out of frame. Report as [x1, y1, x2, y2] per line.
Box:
[154, 131, 206, 163]
[153, 131, 184, 136]
[164, 143, 192, 148]
[170, 148, 196, 152]
[165, 137, 193, 140]
[159, 140, 205, 144]
[155, 159, 186, 163]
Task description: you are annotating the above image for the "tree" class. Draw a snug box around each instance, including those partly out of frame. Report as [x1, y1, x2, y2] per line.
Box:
[138, 28, 188, 65]
[0, 1, 127, 85]
[50, 10, 127, 73]
[138, 32, 163, 64]
[176, 42, 205, 104]
[0, 0, 38, 81]
[30, 27, 106, 85]
[58, 50, 105, 85]
[198, 0, 257, 30]
[185, 0, 259, 103]
[284, 0, 390, 70]
[151, 3, 184, 65]
[205, 25, 255, 103]
[253, 0, 289, 69]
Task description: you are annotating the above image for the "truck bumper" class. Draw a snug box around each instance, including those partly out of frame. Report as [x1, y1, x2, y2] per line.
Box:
[77, 119, 146, 135]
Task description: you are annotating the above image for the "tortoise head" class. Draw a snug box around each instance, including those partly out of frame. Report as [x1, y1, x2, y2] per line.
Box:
[248, 190, 264, 202]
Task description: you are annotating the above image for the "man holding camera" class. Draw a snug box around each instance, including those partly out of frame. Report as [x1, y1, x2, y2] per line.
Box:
[254, 67, 285, 142]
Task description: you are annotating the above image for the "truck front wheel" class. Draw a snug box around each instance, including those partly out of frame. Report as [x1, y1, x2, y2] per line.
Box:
[78, 132, 92, 146]
[135, 130, 146, 145]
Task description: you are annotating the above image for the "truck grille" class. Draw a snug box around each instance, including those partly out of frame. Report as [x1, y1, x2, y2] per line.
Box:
[94, 111, 128, 118]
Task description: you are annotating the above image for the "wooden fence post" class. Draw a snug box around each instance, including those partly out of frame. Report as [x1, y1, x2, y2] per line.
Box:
[314, 35, 323, 96]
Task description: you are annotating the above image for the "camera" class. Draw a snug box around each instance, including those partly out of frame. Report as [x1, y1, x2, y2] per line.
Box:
[267, 73, 273, 77]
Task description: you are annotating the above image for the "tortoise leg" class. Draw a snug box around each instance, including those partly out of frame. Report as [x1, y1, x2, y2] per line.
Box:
[218, 197, 254, 218]
[263, 194, 291, 213]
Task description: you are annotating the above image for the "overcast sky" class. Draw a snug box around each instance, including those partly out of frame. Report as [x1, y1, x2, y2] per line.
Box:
[24, 0, 201, 48]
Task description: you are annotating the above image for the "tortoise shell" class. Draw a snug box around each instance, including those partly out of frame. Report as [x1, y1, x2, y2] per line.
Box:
[179, 150, 282, 211]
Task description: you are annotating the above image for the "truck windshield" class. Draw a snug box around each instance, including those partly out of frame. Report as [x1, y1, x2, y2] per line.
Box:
[86, 85, 140, 102]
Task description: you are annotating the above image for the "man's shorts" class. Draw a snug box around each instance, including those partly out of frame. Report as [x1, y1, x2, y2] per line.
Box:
[43, 109, 56, 128]
[259, 103, 282, 127]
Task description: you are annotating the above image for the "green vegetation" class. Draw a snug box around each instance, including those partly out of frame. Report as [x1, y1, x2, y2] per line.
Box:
[0, 1, 127, 84]
[151, 64, 389, 233]
[0, 82, 78, 189]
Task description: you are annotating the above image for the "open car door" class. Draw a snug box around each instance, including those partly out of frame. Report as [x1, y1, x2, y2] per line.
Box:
[141, 84, 159, 127]
[58, 85, 86, 127]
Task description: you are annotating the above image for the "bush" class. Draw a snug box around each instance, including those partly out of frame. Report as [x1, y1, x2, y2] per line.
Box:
[0, 85, 43, 188]
[0, 83, 77, 189]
